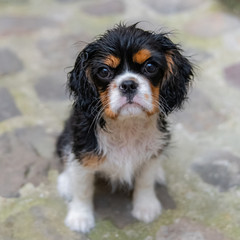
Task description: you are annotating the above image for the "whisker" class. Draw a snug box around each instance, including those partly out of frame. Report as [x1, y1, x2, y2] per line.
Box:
[89, 106, 105, 132]
[152, 99, 168, 118]
[159, 96, 171, 112]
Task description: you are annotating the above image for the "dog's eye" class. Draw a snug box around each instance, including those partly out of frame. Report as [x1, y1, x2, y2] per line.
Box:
[97, 67, 112, 79]
[144, 62, 158, 74]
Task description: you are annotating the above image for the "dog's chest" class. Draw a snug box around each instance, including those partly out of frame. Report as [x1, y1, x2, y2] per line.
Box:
[97, 116, 165, 182]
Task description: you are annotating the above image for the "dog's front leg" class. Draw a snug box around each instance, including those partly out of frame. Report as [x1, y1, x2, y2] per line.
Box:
[60, 161, 95, 233]
[132, 158, 163, 223]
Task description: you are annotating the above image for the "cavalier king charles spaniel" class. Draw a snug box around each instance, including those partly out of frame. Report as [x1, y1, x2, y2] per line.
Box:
[56, 23, 194, 233]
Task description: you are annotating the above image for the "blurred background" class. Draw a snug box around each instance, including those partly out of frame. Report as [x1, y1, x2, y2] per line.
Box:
[0, 0, 240, 239]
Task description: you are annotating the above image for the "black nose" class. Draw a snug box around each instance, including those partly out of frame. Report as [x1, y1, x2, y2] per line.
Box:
[119, 80, 139, 95]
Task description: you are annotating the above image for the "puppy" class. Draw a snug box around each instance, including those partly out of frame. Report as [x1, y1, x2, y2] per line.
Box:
[57, 23, 193, 233]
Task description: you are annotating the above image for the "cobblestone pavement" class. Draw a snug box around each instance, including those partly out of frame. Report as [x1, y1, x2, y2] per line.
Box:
[0, 0, 240, 239]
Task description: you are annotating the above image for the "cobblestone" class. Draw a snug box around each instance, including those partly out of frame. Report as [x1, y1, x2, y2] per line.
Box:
[145, 0, 204, 15]
[0, 48, 23, 75]
[156, 218, 229, 240]
[172, 88, 227, 132]
[185, 13, 240, 37]
[0, 16, 58, 36]
[94, 180, 176, 229]
[0, 127, 59, 197]
[37, 33, 90, 66]
[83, 0, 125, 16]
[224, 62, 240, 88]
[35, 73, 68, 101]
[0, 88, 21, 122]
[192, 150, 240, 191]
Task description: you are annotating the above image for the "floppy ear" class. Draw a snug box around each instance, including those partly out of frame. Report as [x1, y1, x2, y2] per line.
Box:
[157, 35, 194, 114]
[68, 44, 99, 115]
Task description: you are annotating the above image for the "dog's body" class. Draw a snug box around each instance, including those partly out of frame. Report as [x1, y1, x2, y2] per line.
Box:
[57, 24, 193, 233]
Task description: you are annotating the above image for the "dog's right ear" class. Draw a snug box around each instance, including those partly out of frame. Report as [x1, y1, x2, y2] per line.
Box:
[68, 43, 99, 114]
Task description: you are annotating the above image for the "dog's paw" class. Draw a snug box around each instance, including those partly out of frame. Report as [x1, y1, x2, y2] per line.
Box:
[132, 195, 162, 223]
[65, 209, 95, 233]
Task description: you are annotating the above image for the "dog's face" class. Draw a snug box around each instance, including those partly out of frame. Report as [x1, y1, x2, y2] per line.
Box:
[91, 45, 167, 119]
[69, 24, 193, 119]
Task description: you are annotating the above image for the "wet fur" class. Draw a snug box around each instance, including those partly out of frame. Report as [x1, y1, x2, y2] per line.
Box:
[56, 23, 193, 233]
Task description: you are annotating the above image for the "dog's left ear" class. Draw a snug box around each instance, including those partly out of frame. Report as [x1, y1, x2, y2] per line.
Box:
[156, 34, 194, 114]
[68, 43, 99, 116]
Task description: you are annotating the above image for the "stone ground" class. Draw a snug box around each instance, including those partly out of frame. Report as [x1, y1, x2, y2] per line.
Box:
[0, 0, 240, 239]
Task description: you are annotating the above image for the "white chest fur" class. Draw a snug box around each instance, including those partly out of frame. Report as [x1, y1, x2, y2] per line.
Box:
[97, 114, 167, 184]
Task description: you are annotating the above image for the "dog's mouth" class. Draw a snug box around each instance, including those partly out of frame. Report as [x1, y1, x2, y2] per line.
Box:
[121, 101, 144, 109]
[118, 101, 146, 116]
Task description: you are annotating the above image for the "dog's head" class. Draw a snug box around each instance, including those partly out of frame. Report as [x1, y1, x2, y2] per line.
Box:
[69, 24, 194, 120]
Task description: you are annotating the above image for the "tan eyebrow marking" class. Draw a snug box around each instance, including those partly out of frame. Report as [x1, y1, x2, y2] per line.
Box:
[133, 49, 152, 64]
[104, 55, 121, 68]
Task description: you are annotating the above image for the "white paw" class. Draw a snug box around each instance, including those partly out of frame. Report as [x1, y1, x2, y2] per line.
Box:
[132, 196, 162, 223]
[57, 172, 72, 201]
[65, 209, 95, 233]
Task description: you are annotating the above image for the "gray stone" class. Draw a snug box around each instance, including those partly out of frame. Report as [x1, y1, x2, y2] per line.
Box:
[29, 206, 85, 240]
[0, 48, 23, 75]
[94, 178, 135, 228]
[56, 0, 81, 2]
[15, 127, 57, 159]
[0, 225, 14, 240]
[0, 127, 60, 197]
[156, 185, 176, 210]
[37, 34, 90, 67]
[83, 0, 125, 16]
[156, 218, 229, 240]
[224, 62, 240, 88]
[185, 13, 240, 37]
[0, 88, 21, 122]
[172, 88, 226, 132]
[145, 0, 203, 14]
[192, 151, 240, 191]
[0, 0, 28, 3]
[94, 178, 175, 228]
[0, 16, 58, 36]
[1, 205, 87, 240]
[57, 0, 78, 2]
[34, 73, 68, 101]
[184, 48, 212, 63]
